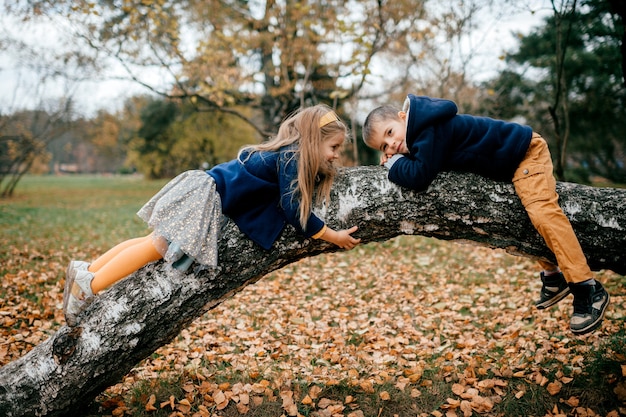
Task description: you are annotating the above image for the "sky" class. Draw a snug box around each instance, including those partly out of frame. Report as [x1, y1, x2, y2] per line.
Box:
[0, 1, 552, 118]
[0, 4, 167, 117]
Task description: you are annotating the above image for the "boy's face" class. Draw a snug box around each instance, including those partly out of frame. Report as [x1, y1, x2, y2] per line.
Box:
[369, 111, 409, 158]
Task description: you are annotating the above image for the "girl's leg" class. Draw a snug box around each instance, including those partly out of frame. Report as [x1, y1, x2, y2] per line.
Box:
[90, 235, 163, 293]
[88, 235, 151, 273]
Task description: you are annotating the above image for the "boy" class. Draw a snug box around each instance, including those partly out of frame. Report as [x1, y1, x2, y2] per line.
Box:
[362, 94, 609, 335]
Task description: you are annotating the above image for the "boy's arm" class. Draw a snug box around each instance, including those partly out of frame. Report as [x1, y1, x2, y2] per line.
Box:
[387, 157, 434, 191]
[384, 129, 443, 192]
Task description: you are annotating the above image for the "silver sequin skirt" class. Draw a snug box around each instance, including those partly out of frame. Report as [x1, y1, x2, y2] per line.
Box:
[137, 170, 222, 270]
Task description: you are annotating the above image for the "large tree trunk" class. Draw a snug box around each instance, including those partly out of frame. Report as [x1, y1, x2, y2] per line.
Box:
[0, 166, 624, 416]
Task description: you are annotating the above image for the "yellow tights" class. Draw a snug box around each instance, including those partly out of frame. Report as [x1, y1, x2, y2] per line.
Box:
[87, 233, 162, 294]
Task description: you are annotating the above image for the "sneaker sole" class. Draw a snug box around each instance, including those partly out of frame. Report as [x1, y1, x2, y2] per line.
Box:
[535, 287, 571, 309]
[571, 293, 610, 335]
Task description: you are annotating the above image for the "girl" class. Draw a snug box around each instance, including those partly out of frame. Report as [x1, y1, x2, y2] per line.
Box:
[64, 105, 361, 326]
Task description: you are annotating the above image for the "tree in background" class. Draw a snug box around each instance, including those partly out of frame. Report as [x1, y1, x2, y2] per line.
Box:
[0, 105, 73, 197]
[84, 111, 128, 173]
[480, 0, 625, 183]
[2, 0, 540, 170]
[2, 0, 431, 135]
[3, 0, 445, 168]
[123, 96, 258, 179]
[609, 0, 626, 86]
[3, 0, 624, 183]
[0, 4, 107, 191]
[125, 99, 180, 179]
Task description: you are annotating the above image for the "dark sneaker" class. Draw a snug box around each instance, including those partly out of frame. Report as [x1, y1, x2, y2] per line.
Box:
[569, 281, 610, 335]
[535, 271, 571, 309]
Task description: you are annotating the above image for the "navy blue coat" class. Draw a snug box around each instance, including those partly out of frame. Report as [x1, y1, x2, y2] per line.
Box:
[388, 95, 533, 191]
[207, 146, 324, 250]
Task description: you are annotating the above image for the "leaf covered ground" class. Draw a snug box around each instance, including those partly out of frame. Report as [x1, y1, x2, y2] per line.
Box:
[1, 176, 625, 417]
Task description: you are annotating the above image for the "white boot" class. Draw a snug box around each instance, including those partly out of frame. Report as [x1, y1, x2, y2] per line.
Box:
[64, 269, 95, 326]
[63, 260, 91, 314]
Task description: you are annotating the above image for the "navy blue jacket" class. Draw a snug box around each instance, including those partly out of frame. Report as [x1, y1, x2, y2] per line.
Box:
[207, 146, 324, 250]
[388, 95, 533, 191]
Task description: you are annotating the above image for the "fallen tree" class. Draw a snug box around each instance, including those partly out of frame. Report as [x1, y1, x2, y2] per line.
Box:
[0, 166, 624, 416]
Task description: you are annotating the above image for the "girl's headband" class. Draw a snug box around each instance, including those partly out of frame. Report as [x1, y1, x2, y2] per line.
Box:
[319, 111, 339, 127]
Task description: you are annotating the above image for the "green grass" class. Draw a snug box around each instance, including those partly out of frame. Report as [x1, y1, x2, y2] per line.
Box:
[0, 175, 166, 272]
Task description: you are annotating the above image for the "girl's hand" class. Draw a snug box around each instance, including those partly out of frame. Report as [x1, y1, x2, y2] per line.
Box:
[320, 225, 361, 250]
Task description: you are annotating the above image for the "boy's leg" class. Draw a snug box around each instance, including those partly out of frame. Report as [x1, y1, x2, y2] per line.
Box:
[535, 260, 570, 309]
[512, 134, 609, 334]
[512, 135, 593, 282]
[537, 260, 558, 272]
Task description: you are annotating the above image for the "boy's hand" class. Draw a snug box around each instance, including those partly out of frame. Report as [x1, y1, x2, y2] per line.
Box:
[382, 154, 404, 170]
[379, 153, 389, 165]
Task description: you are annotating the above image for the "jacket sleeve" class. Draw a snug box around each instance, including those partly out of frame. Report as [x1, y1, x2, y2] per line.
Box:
[387, 126, 445, 191]
[277, 151, 325, 237]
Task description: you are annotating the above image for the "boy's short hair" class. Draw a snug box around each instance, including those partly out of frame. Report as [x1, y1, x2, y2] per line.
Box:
[362, 105, 401, 146]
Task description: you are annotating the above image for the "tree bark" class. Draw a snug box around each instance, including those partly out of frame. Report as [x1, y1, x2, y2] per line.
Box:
[0, 166, 624, 416]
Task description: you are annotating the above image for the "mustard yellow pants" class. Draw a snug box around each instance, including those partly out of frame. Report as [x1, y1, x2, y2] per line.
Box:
[512, 134, 594, 283]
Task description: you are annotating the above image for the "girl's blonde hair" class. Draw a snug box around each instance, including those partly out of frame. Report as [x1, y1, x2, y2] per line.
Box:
[239, 104, 347, 230]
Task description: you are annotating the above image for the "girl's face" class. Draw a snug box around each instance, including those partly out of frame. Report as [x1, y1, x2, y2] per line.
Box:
[320, 133, 345, 163]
